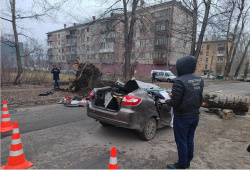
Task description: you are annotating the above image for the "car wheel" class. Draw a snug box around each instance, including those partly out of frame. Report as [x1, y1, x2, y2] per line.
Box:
[139, 117, 157, 141]
[99, 121, 110, 126]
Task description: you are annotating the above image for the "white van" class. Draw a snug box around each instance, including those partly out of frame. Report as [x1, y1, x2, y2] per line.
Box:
[151, 70, 177, 82]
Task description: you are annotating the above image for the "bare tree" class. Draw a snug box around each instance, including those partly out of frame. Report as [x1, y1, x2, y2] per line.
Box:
[182, 0, 212, 58]
[223, 0, 249, 78]
[1, 0, 67, 84]
[234, 38, 250, 77]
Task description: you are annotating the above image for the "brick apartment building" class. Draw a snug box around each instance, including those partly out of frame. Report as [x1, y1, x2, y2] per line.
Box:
[47, 0, 193, 77]
[195, 36, 232, 77]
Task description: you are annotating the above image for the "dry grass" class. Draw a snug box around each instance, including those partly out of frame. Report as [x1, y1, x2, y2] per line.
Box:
[1, 69, 75, 86]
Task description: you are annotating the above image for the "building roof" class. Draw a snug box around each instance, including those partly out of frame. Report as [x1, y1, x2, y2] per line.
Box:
[46, 0, 192, 35]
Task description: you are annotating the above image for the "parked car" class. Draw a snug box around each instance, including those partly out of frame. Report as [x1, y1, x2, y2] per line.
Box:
[151, 70, 177, 82]
[201, 75, 208, 79]
[87, 79, 173, 141]
[68, 70, 76, 75]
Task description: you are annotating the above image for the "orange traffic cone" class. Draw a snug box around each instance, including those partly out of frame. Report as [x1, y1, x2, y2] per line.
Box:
[1, 122, 33, 169]
[1, 100, 13, 133]
[108, 147, 118, 169]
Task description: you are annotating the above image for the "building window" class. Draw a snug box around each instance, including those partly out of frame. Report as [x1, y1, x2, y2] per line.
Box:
[218, 50, 224, 54]
[139, 53, 145, 59]
[213, 51, 216, 54]
[58, 41, 60, 45]
[86, 45, 89, 51]
[61, 33, 64, 38]
[92, 36, 96, 41]
[199, 64, 201, 67]
[150, 53, 154, 59]
[205, 65, 208, 69]
[213, 44, 216, 48]
[81, 38, 85, 43]
[199, 58, 202, 61]
[205, 58, 208, 63]
[206, 51, 209, 56]
[218, 43, 225, 47]
[140, 27, 147, 35]
[156, 23, 165, 31]
[149, 39, 154, 46]
[62, 56, 65, 60]
[217, 57, 223, 62]
[91, 25, 96, 32]
[131, 53, 135, 59]
[207, 44, 210, 50]
[87, 37, 89, 42]
[155, 36, 166, 45]
[140, 40, 146, 47]
[199, 51, 203, 55]
[82, 45, 85, 51]
[81, 29, 85, 34]
[86, 28, 89, 32]
[156, 52, 166, 58]
[91, 45, 95, 51]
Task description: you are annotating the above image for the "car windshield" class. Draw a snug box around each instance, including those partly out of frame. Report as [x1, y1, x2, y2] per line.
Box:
[167, 72, 174, 76]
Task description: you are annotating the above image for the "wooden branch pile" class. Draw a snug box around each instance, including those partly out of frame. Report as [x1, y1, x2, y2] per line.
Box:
[202, 92, 250, 119]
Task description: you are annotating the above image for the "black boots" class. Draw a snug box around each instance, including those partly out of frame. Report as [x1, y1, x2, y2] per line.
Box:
[167, 163, 190, 169]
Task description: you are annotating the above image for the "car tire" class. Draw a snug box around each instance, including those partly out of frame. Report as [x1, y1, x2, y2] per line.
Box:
[138, 117, 157, 141]
[99, 121, 110, 126]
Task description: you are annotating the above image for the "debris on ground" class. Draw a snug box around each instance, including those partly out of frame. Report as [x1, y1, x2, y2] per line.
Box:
[58, 95, 88, 107]
[39, 91, 53, 96]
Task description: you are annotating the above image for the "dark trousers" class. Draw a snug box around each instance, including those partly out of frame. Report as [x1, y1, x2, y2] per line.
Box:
[152, 78, 156, 83]
[54, 80, 59, 88]
[173, 116, 199, 167]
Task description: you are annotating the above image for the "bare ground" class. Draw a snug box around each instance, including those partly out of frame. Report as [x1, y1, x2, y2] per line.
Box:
[1, 81, 250, 169]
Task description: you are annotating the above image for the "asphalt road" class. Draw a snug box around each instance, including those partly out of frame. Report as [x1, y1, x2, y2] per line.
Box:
[1, 104, 175, 169]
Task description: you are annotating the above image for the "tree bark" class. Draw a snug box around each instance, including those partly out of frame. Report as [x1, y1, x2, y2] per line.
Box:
[202, 92, 249, 112]
[11, 0, 23, 84]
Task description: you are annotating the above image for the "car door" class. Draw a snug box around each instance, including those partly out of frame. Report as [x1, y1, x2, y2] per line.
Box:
[156, 72, 164, 81]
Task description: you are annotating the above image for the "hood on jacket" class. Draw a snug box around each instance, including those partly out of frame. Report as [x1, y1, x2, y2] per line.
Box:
[176, 56, 197, 76]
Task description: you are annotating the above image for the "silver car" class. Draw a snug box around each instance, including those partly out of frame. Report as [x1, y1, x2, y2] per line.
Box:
[87, 79, 173, 141]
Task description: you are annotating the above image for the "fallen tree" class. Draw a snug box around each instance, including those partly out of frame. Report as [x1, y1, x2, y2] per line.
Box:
[202, 93, 250, 112]
[67, 62, 116, 96]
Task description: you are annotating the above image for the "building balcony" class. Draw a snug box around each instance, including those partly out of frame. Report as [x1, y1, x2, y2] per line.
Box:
[218, 46, 225, 50]
[154, 44, 168, 50]
[202, 69, 209, 72]
[217, 53, 224, 57]
[102, 58, 115, 64]
[153, 58, 167, 64]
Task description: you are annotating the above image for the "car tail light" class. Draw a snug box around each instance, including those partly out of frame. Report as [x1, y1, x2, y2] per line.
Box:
[90, 90, 94, 99]
[122, 95, 141, 106]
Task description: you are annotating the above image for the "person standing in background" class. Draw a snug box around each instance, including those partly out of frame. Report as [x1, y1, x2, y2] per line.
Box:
[152, 71, 156, 83]
[51, 65, 60, 89]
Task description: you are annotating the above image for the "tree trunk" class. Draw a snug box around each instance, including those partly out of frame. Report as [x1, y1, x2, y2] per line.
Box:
[243, 60, 249, 79]
[234, 39, 250, 77]
[122, 0, 139, 82]
[202, 93, 249, 112]
[193, 0, 211, 58]
[208, 55, 214, 76]
[11, 0, 23, 84]
[224, 0, 245, 77]
[190, 0, 197, 56]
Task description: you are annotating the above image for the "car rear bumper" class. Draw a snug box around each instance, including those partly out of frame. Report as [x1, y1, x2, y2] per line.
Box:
[87, 102, 143, 131]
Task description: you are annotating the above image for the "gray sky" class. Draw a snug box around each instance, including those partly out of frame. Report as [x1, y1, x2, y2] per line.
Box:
[1, 0, 164, 45]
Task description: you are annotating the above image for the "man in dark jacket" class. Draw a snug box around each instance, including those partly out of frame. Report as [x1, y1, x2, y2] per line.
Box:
[152, 71, 156, 83]
[165, 56, 204, 169]
[51, 65, 60, 88]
